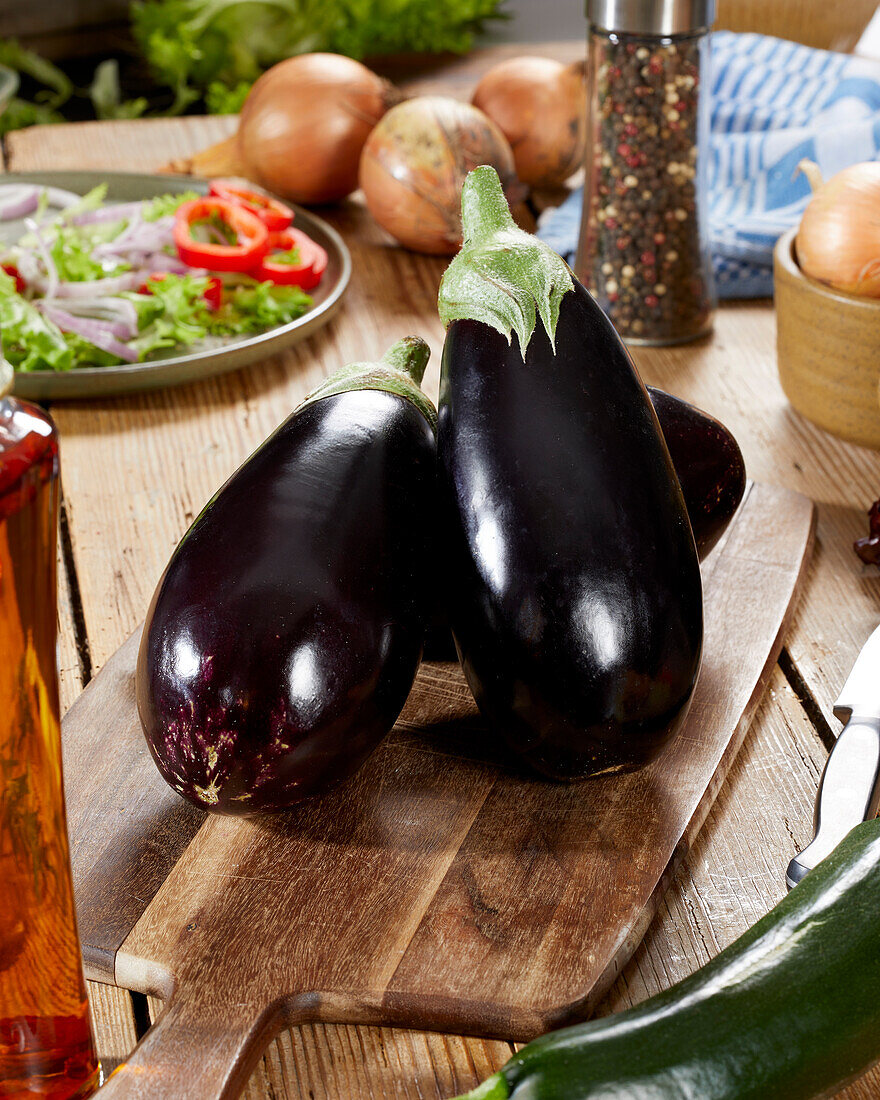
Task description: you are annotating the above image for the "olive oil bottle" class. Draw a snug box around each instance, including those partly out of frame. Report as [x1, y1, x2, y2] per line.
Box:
[0, 361, 99, 1099]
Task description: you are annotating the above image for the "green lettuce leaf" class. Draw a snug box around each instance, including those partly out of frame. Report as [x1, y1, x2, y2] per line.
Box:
[208, 279, 312, 334]
[49, 225, 127, 282]
[125, 273, 212, 357]
[0, 270, 73, 372]
[142, 190, 201, 221]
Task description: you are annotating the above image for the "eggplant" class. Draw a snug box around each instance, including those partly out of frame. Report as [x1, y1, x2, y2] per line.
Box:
[436, 167, 703, 781]
[423, 388, 745, 661]
[136, 338, 437, 813]
[647, 387, 746, 559]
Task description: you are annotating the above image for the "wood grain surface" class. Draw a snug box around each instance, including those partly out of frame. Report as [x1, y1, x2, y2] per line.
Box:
[4, 42, 880, 1099]
[59, 481, 813, 1098]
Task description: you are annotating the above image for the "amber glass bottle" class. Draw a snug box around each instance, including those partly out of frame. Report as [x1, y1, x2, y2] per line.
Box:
[0, 366, 99, 1100]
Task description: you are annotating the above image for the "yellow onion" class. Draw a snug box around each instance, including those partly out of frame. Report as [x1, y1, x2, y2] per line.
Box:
[796, 159, 880, 297]
[167, 54, 400, 204]
[359, 96, 521, 255]
[472, 56, 587, 188]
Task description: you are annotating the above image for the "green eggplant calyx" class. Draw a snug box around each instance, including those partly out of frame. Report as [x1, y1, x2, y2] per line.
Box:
[453, 1074, 509, 1100]
[438, 165, 574, 354]
[300, 336, 437, 431]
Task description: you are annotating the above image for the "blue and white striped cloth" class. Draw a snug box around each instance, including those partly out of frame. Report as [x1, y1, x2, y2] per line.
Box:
[538, 31, 880, 298]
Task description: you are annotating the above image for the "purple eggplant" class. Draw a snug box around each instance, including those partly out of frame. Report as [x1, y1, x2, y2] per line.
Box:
[436, 167, 704, 781]
[648, 387, 746, 559]
[423, 388, 744, 662]
[136, 338, 436, 814]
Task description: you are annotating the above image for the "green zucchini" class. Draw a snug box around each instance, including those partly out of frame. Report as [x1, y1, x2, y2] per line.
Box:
[458, 818, 880, 1100]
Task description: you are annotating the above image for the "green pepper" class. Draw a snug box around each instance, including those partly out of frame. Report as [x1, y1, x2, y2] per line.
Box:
[458, 818, 880, 1100]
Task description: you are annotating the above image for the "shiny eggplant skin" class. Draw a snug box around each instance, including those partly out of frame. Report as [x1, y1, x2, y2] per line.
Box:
[423, 387, 744, 662]
[438, 282, 704, 780]
[137, 387, 435, 814]
[647, 387, 746, 559]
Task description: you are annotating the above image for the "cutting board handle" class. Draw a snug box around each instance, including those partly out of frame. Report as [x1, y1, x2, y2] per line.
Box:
[98, 987, 280, 1099]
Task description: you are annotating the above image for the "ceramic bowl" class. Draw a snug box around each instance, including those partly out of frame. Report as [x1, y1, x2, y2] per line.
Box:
[774, 227, 880, 450]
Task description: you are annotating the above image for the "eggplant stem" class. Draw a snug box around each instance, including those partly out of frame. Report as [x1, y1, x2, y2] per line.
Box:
[299, 337, 436, 430]
[381, 336, 430, 387]
[461, 166, 516, 244]
[439, 166, 574, 352]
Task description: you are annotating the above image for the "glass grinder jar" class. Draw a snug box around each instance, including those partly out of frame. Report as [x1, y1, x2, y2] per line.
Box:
[576, 0, 716, 345]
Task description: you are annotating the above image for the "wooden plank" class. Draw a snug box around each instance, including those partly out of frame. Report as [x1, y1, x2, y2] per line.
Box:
[714, 0, 877, 52]
[627, 307, 880, 732]
[601, 664, 880, 1100]
[148, 997, 514, 1100]
[4, 117, 238, 175]
[61, 630, 206, 982]
[138, 665, 879, 1100]
[58, 498, 143, 1074]
[145, 1003, 515, 1100]
[242, 1025, 514, 1100]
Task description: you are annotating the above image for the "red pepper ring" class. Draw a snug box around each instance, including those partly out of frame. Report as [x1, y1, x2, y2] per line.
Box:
[253, 228, 328, 290]
[209, 180, 294, 232]
[174, 198, 269, 272]
[297, 229, 328, 284]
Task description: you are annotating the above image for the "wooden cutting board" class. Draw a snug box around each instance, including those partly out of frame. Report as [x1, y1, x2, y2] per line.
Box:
[63, 480, 814, 1099]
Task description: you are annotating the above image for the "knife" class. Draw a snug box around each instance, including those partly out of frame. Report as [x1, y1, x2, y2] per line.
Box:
[786, 623, 880, 890]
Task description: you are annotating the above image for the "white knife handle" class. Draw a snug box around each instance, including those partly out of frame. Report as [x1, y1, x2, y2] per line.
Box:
[786, 716, 880, 890]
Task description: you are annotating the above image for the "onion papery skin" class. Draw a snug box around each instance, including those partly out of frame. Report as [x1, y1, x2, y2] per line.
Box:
[472, 57, 586, 188]
[236, 53, 398, 204]
[359, 97, 520, 254]
[796, 161, 880, 297]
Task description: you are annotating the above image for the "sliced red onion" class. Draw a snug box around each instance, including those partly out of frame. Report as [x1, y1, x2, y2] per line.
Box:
[42, 187, 82, 210]
[55, 272, 142, 298]
[24, 217, 59, 300]
[52, 296, 140, 340]
[138, 252, 199, 275]
[0, 184, 40, 221]
[70, 202, 143, 226]
[94, 217, 175, 261]
[40, 304, 139, 362]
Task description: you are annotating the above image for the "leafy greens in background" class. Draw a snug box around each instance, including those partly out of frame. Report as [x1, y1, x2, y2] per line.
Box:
[0, 41, 149, 134]
[0, 0, 506, 133]
[0, 38, 70, 133]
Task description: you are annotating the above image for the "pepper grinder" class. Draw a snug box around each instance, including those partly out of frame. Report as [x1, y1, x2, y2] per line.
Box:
[576, 0, 716, 345]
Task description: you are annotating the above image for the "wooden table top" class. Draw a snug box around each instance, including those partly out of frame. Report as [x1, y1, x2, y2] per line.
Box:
[3, 42, 879, 1100]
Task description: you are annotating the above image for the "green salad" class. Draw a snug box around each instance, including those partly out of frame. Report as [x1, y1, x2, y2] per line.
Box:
[0, 181, 316, 372]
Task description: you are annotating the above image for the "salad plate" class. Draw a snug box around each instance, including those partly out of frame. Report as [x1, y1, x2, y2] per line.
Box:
[0, 171, 351, 400]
